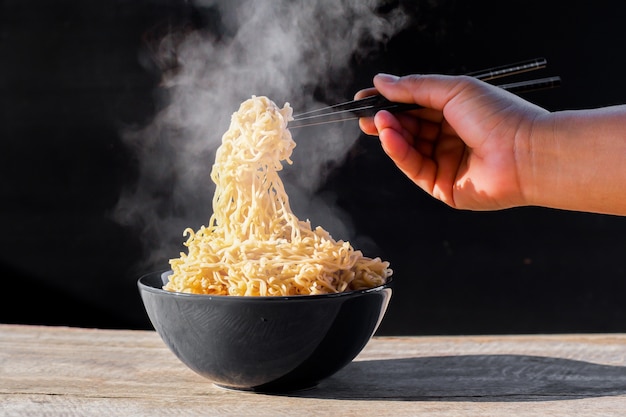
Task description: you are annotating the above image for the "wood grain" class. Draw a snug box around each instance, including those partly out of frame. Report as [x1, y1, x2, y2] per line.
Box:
[2, 324, 626, 416]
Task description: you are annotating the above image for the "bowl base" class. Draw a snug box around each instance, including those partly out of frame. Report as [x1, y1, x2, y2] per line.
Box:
[213, 382, 319, 394]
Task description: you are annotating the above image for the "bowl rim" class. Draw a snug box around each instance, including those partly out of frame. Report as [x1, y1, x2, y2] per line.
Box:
[138, 269, 393, 302]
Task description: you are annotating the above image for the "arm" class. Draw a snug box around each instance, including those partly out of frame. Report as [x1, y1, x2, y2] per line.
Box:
[358, 73, 626, 216]
[523, 106, 626, 215]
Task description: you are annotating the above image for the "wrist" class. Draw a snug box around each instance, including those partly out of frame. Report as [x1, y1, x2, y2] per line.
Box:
[515, 112, 555, 209]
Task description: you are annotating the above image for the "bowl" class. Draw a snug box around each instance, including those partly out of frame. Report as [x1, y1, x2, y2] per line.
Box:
[137, 270, 392, 392]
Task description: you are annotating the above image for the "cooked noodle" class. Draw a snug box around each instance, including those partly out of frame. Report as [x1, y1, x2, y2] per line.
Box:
[165, 96, 392, 296]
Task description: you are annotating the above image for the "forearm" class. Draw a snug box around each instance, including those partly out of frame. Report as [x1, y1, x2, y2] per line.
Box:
[521, 105, 626, 215]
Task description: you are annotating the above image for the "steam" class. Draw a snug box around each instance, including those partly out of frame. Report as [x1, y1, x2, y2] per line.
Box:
[114, 0, 411, 269]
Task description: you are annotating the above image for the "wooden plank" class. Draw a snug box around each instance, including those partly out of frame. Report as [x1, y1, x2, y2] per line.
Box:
[2, 324, 626, 416]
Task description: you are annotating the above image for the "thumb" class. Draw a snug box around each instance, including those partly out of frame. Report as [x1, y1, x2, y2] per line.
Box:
[374, 73, 470, 112]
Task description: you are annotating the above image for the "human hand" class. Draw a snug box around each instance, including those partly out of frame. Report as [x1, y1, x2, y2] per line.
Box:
[356, 74, 550, 210]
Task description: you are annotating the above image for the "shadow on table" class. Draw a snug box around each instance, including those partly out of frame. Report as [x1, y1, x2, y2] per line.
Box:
[285, 354, 626, 402]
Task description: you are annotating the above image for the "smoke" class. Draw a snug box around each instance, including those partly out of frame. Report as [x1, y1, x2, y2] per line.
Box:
[114, 0, 412, 269]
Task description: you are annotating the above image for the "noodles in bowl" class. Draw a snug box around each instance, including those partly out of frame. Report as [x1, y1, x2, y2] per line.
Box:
[165, 96, 392, 296]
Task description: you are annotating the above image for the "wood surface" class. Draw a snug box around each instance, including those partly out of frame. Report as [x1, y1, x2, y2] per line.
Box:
[2, 324, 626, 416]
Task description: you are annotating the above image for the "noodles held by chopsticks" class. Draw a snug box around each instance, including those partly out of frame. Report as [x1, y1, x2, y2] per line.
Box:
[165, 96, 392, 296]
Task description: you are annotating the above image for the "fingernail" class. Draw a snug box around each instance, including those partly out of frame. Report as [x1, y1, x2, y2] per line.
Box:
[375, 73, 399, 83]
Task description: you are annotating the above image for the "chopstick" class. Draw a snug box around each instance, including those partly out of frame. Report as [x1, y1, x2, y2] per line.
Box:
[463, 57, 547, 81]
[289, 58, 560, 129]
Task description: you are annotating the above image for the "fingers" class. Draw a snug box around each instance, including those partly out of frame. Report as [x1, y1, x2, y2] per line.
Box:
[357, 73, 460, 136]
[361, 107, 443, 146]
[374, 111, 436, 194]
[355, 87, 379, 135]
[358, 117, 378, 136]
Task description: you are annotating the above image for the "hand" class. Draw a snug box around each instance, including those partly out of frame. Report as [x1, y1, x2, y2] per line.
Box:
[356, 74, 549, 211]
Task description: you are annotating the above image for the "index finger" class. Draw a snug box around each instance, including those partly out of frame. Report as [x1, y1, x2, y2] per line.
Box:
[354, 87, 379, 101]
[354, 87, 380, 135]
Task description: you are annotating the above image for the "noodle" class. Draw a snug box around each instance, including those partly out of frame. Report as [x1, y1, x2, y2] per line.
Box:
[165, 95, 392, 296]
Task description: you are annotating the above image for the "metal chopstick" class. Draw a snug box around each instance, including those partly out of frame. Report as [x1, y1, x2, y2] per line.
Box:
[463, 57, 547, 81]
[289, 58, 559, 129]
[495, 76, 561, 94]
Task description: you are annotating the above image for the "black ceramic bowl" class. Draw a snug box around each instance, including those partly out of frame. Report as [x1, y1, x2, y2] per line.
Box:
[138, 270, 392, 392]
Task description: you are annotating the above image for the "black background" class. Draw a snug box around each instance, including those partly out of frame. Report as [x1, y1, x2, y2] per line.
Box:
[1, 0, 626, 335]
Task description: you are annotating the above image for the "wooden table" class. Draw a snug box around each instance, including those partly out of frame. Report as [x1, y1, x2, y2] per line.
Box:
[2, 324, 626, 416]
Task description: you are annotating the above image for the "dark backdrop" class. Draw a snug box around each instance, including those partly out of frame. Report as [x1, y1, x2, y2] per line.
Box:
[1, 0, 625, 335]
